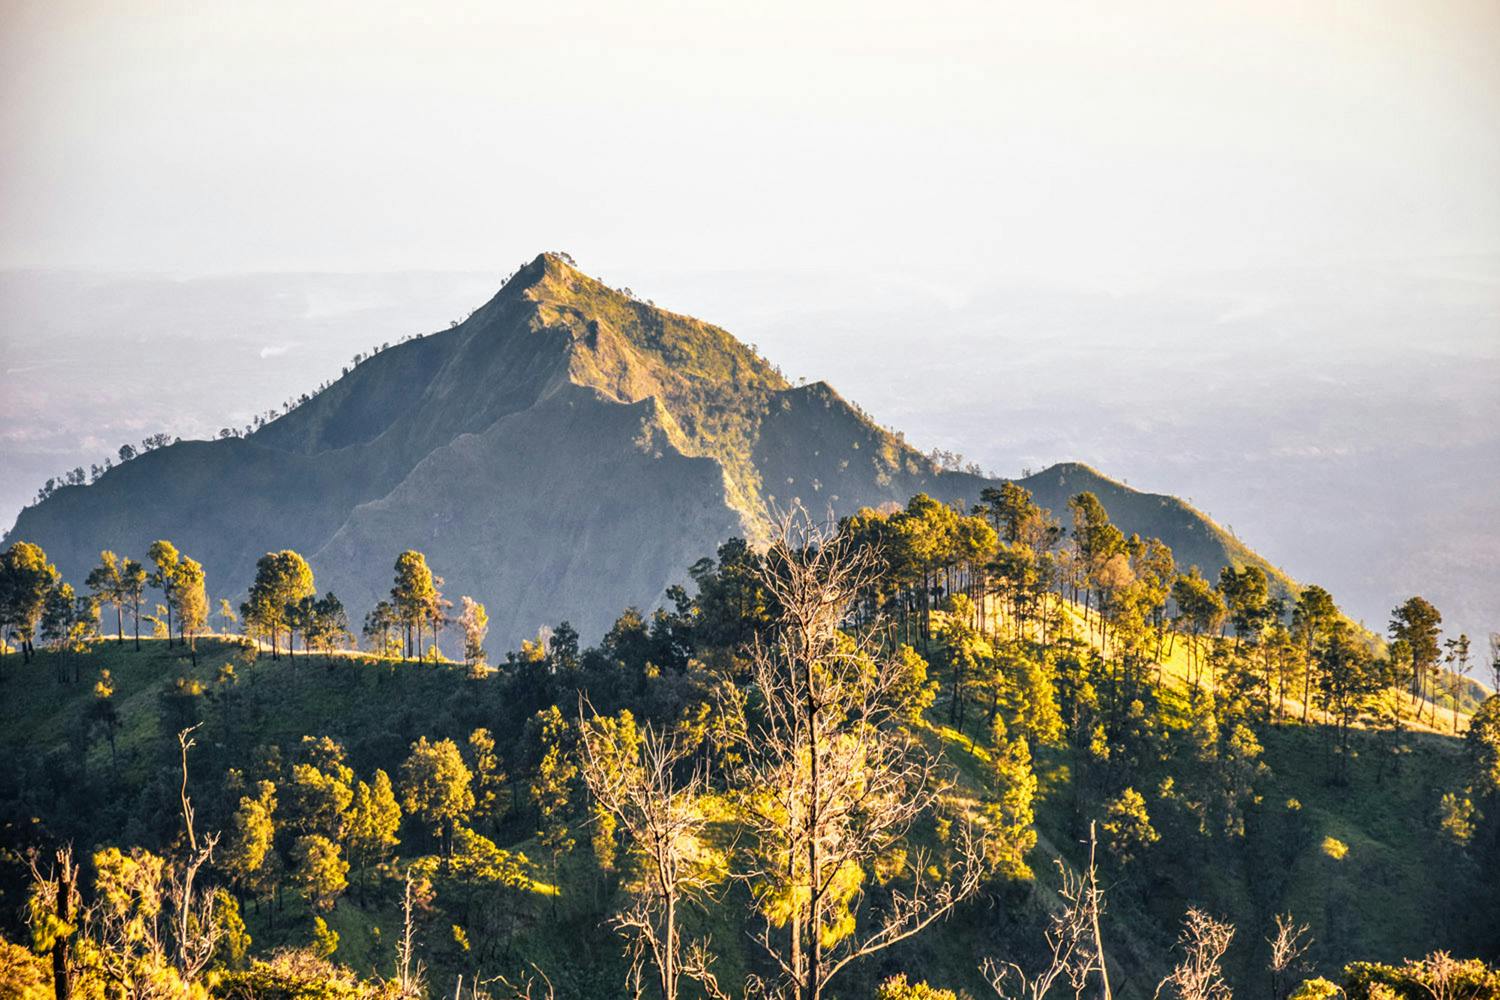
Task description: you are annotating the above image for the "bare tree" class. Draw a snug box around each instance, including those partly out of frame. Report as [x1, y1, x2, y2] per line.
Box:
[983, 825, 1110, 1000]
[723, 506, 983, 1000]
[494, 964, 556, 1000]
[1156, 909, 1235, 1000]
[168, 724, 221, 986]
[1266, 912, 1312, 1000]
[577, 705, 724, 1000]
[396, 871, 427, 998]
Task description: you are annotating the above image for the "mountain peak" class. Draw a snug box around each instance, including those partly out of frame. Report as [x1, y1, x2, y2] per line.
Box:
[8, 255, 1300, 648]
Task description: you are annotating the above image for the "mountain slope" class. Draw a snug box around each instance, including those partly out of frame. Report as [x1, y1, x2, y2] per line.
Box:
[5, 253, 1292, 646]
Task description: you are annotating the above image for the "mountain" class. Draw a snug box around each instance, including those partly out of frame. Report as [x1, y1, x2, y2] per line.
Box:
[4, 253, 1292, 646]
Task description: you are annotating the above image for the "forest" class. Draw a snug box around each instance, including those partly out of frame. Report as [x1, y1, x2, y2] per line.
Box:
[0, 485, 1497, 1000]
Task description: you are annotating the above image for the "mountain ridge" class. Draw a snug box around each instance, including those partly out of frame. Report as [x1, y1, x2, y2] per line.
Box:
[5, 253, 1294, 645]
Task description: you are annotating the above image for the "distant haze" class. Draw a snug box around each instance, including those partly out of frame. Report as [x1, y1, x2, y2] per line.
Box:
[1, 2, 1497, 644]
[2, 1, 1498, 283]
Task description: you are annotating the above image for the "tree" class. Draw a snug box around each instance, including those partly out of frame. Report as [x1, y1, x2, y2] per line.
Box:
[985, 717, 1038, 881]
[147, 540, 183, 648]
[579, 707, 725, 1000]
[1390, 596, 1443, 716]
[1100, 787, 1158, 871]
[42, 581, 95, 683]
[459, 597, 489, 668]
[292, 835, 348, 912]
[982, 831, 1111, 1000]
[1172, 570, 1226, 693]
[90, 669, 122, 770]
[528, 707, 577, 903]
[1292, 585, 1338, 722]
[723, 509, 982, 1000]
[1157, 909, 1235, 1000]
[467, 728, 507, 834]
[362, 601, 401, 658]
[1068, 492, 1125, 624]
[26, 846, 80, 1000]
[981, 482, 1051, 549]
[120, 558, 148, 652]
[391, 551, 440, 661]
[937, 594, 991, 730]
[86, 551, 127, 645]
[1267, 913, 1313, 1000]
[1218, 565, 1270, 647]
[217, 598, 239, 635]
[400, 736, 474, 858]
[241, 551, 315, 660]
[224, 781, 279, 906]
[1466, 695, 1500, 797]
[347, 771, 401, 888]
[0, 541, 59, 665]
[174, 558, 209, 665]
[311, 916, 339, 959]
[1319, 624, 1383, 784]
[304, 593, 351, 661]
[287, 736, 355, 842]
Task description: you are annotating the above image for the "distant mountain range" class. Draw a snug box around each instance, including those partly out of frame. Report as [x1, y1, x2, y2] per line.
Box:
[6, 254, 1291, 647]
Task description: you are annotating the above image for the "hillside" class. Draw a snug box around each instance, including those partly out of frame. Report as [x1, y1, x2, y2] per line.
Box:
[0, 633, 1486, 998]
[5, 253, 1292, 647]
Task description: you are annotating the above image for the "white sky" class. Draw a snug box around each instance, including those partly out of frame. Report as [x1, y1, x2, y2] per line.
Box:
[3, 0, 1498, 288]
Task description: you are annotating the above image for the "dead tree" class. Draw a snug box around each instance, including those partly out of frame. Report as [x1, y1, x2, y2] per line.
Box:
[983, 824, 1110, 1000]
[578, 706, 723, 1000]
[168, 724, 221, 985]
[1157, 908, 1235, 1000]
[1266, 912, 1312, 1000]
[396, 871, 427, 998]
[724, 506, 983, 1000]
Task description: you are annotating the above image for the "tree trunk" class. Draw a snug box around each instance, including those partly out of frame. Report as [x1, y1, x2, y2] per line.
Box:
[806, 671, 823, 1000]
[51, 859, 76, 1000]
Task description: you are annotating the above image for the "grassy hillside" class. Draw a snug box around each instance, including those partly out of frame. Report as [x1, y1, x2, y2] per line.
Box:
[0, 628, 1485, 998]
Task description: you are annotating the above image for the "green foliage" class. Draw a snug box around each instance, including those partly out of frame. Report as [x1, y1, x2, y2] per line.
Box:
[1289, 977, 1341, 1000]
[293, 835, 349, 911]
[1102, 786, 1159, 869]
[0, 933, 53, 999]
[1343, 955, 1500, 1000]
[311, 915, 339, 959]
[242, 550, 315, 657]
[0, 540, 60, 653]
[985, 717, 1038, 880]
[218, 948, 404, 999]
[0, 477, 1490, 998]
[225, 779, 279, 899]
[1466, 695, 1500, 795]
[399, 735, 474, 854]
[347, 770, 402, 881]
[875, 974, 960, 1000]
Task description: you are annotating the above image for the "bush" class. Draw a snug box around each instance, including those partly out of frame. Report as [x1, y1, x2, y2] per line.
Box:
[217, 948, 403, 999]
[1344, 954, 1500, 1000]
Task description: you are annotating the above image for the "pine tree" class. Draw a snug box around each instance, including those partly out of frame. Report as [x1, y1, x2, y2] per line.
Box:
[400, 736, 474, 858]
[86, 550, 127, 645]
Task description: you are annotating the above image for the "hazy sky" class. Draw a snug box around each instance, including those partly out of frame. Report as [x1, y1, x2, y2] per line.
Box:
[3, 0, 1499, 287]
[3, 2, 1498, 642]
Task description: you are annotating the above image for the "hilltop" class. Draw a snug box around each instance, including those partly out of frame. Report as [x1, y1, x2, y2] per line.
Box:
[6, 253, 1291, 646]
